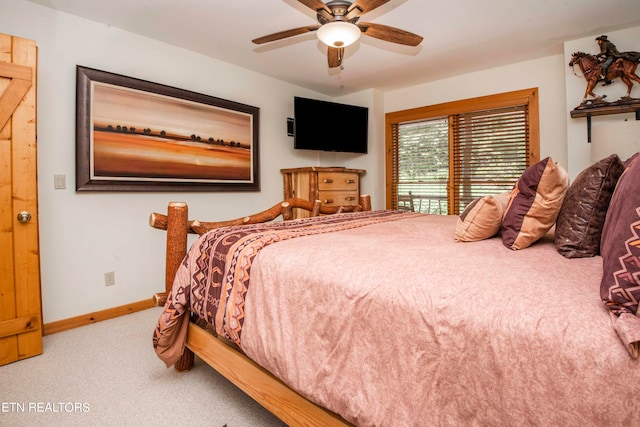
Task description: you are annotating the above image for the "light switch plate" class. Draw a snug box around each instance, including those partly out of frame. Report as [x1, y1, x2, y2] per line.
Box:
[54, 174, 66, 190]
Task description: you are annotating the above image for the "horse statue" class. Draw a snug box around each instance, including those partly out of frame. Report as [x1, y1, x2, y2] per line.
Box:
[569, 51, 640, 104]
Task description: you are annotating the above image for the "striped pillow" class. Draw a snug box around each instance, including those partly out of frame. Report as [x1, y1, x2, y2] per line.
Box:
[501, 157, 569, 250]
[455, 192, 510, 242]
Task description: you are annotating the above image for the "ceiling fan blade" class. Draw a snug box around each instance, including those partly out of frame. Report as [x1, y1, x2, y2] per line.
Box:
[358, 22, 423, 46]
[252, 25, 320, 44]
[327, 46, 344, 68]
[297, 0, 332, 14]
[348, 0, 391, 15]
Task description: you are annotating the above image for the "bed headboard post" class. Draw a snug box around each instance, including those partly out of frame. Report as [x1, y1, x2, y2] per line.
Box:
[360, 194, 371, 211]
[311, 199, 322, 217]
[164, 202, 189, 297]
[280, 201, 293, 220]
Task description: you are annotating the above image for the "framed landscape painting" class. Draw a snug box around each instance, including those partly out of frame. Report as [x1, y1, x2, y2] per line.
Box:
[76, 66, 260, 191]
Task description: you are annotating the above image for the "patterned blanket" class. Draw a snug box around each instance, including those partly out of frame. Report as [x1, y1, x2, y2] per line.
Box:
[153, 209, 419, 367]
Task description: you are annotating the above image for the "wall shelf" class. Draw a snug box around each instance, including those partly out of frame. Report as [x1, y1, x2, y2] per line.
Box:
[570, 98, 640, 142]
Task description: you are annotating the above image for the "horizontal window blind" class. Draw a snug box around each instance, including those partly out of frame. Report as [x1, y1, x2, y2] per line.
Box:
[452, 105, 529, 212]
[393, 118, 449, 214]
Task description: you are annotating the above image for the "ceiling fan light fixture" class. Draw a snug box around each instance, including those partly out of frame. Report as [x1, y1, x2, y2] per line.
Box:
[317, 21, 361, 48]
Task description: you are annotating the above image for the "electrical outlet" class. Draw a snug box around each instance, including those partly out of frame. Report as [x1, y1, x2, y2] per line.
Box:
[104, 271, 116, 287]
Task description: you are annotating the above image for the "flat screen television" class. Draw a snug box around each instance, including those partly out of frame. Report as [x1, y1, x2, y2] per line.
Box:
[293, 96, 368, 154]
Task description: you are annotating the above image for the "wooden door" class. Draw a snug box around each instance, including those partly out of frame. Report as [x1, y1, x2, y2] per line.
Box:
[0, 33, 41, 366]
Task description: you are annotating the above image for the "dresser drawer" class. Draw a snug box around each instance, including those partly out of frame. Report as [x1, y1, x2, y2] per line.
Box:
[318, 172, 359, 191]
[282, 167, 365, 218]
[318, 190, 359, 206]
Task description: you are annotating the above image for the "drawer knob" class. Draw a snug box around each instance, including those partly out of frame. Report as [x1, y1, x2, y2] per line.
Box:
[345, 179, 356, 184]
[323, 178, 334, 184]
[323, 199, 334, 204]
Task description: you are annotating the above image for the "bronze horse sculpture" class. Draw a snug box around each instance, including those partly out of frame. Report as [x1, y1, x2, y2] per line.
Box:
[569, 51, 640, 104]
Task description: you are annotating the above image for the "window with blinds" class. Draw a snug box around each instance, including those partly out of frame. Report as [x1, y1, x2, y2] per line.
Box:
[392, 118, 450, 214]
[451, 105, 529, 212]
[386, 88, 539, 215]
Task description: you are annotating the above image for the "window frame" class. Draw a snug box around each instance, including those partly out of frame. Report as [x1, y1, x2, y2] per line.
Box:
[384, 88, 540, 211]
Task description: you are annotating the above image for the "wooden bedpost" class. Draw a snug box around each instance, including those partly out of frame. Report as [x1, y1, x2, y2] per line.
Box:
[281, 201, 293, 221]
[360, 194, 371, 212]
[149, 202, 195, 371]
[311, 199, 322, 217]
[165, 202, 194, 371]
[152, 202, 189, 306]
[165, 202, 189, 293]
[174, 340, 195, 372]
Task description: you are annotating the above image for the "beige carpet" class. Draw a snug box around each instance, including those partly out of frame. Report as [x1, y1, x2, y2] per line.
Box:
[0, 307, 285, 427]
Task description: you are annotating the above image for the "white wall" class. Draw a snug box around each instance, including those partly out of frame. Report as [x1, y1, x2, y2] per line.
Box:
[3, 0, 639, 323]
[564, 26, 640, 175]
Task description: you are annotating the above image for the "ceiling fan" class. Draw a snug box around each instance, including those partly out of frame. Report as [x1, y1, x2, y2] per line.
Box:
[251, 0, 423, 68]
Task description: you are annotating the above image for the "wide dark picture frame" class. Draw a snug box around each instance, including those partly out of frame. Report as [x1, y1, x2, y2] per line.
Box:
[76, 66, 260, 191]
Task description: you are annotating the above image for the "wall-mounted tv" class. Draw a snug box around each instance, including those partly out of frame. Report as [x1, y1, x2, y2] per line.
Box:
[293, 96, 368, 154]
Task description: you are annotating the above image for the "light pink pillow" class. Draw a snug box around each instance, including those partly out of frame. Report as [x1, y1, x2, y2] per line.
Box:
[455, 192, 510, 242]
[501, 157, 569, 250]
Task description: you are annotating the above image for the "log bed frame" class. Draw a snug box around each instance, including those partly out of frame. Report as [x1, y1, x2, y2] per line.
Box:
[149, 195, 372, 427]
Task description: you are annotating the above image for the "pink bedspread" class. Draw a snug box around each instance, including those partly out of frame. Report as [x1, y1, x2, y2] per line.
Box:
[153, 210, 416, 367]
[156, 212, 640, 426]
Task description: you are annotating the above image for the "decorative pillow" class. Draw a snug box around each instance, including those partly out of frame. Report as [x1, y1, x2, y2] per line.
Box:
[599, 153, 640, 357]
[554, 154, 625, 258]
[455, 192, 510, 242]
[501, 157, 569, 250]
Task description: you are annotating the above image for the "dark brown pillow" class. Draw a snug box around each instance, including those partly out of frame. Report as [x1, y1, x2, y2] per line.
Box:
[600, 153, 640, 356]
[555, 154, 625, 258]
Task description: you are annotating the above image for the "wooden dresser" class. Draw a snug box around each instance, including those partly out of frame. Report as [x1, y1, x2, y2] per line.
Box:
[281, 167, 366, 218]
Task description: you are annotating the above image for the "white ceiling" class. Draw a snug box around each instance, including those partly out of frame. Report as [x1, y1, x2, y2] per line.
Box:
[25, 0, 640, 96]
